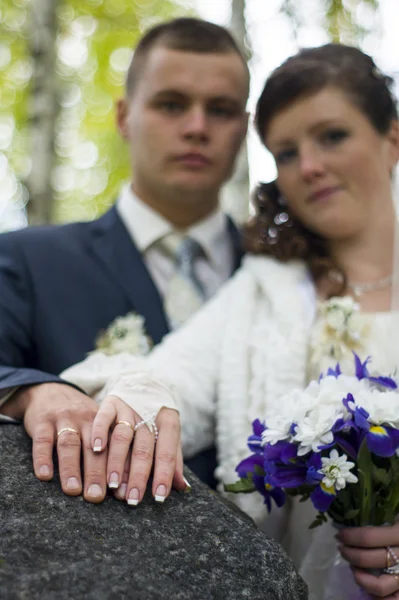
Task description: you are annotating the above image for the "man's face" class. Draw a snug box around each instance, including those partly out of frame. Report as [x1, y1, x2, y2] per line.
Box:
[117, 46, 249, 206]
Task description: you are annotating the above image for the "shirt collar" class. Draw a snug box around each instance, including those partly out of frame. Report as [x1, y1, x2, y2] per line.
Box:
[116, 184, 230, 268]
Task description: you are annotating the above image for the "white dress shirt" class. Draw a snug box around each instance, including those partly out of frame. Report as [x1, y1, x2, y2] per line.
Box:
[117, 184, 234, 301]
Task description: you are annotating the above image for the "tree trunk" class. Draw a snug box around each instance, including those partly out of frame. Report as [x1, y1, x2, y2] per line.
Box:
[26, 0, 59, 225]
[222, 0, 251, 225]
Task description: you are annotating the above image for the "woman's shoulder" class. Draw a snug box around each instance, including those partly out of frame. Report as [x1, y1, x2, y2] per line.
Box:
[239, 254, 309, 284]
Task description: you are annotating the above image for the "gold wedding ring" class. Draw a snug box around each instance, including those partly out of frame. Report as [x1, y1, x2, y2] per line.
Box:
[57, 427, 80, 439]
[115, 420, 135, 434]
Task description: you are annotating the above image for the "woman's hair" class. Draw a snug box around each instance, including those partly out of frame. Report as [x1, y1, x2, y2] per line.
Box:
[244, 43, 398, 294]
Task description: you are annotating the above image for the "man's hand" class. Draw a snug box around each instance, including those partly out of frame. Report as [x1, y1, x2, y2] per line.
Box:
[2, 383, 107, 503]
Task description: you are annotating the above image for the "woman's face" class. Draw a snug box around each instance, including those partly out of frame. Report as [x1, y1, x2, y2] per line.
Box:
[264, 86, 399, 241]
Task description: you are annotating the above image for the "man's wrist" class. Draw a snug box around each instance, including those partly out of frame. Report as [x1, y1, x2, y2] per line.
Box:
[0, 385, 38, 420]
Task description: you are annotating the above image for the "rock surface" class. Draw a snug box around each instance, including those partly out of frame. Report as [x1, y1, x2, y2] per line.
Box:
[0, 424, 308, 599]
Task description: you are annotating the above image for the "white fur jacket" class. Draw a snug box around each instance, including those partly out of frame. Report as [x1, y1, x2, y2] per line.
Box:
[62, 255, 317, 523]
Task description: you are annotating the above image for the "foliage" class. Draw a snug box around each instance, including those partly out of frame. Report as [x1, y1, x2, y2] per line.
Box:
[0, 0, 196, 228]
[280, 0, 379, 43]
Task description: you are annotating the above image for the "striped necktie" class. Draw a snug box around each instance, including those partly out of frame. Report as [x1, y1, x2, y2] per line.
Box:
[161, 234, 206, 329]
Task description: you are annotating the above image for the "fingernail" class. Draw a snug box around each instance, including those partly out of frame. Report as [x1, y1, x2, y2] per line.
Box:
[108, 472, 119, 489]
[93, 438, 102, 452]
[66, 477, 80, 490]
[127, 488, 140, 506]
[118, 483, 127, 499]
[155, 484, 166, 503]
[183, 476, 192, 493]
[87, 484, 103, 498]
[39, 465, 50, 477]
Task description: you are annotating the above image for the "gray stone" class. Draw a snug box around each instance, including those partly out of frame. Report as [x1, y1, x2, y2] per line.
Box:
[0, 425, 308, 600]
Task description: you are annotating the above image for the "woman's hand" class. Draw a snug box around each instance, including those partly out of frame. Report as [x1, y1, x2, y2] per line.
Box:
[338, 523, 399, 599]
[91, 394, 187, 506]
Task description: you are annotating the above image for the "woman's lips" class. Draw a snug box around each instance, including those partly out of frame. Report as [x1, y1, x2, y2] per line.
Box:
[309, 186, 341, 202]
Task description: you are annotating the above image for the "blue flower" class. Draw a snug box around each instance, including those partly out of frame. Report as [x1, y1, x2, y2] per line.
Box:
[325, 363, 342, 378]
[366, 425, 399, 457]
[306, 453, 323, 485]
[310, 482, 336, 512]
[343, 395, 399, 457]
[247, 419, 266, 455]
[265, 460, 308, 489]
[261, 484, 286, 513]
[354, 354, 397, 389]
[235, 452, 286, 512]
[263, 439, 297, 464]
[236, 453, 264, 479]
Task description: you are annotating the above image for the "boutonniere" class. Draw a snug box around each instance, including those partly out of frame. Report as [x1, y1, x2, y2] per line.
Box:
[95, 312, 152, 356]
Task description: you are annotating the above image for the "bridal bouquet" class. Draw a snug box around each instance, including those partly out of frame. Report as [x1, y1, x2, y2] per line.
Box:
[226, 354, 399, 529]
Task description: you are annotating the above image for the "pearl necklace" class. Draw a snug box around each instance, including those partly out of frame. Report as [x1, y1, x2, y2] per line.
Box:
[347, 274, 393, 298]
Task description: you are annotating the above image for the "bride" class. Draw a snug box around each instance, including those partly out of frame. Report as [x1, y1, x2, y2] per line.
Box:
[63, 43, 399, 598]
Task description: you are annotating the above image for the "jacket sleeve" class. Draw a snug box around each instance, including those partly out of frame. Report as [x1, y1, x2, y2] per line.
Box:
[0, 234, 68, 404]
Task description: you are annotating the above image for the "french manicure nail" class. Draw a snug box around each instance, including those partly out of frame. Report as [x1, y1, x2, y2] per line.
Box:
[93, 438, 102, 452]
[127, 488, 140, 506]
[108, 472, 119, 489]
[87, 484, 103, 498]
[66, 477, 80, 490]
[155, 484, 167, 503]
[39, 465, 50, 477]
[183, 476, 192, 493]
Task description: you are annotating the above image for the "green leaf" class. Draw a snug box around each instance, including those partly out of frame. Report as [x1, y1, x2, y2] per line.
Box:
[224, 476, 256, 495]
[357, 439, 372, 525]
[343, 508, 360, 520]
[371, 464, 392, 487]
[309, 512, 328, 529]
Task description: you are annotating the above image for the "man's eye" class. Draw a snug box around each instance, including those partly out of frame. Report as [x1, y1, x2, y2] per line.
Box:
[274, 148, 297, 165]
[159, 101, 184, 113]
[209, 106, 236, 118]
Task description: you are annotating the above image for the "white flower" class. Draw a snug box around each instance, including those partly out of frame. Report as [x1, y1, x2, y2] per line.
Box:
[293, 405, 338, 455]
[319, 449, 358, 490]
[351, 389, 399, 429]
[306, 375, 368, 414]
[262, 414, 293, 445]
[263, 389, 314, 445]
[95, 312, 152, 356]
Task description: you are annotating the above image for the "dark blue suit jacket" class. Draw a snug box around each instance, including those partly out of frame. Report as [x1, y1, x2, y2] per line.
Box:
[0, 206, 243, 487]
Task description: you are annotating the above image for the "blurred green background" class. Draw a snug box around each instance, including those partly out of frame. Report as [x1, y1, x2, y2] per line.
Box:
[0, 0, 381, 231]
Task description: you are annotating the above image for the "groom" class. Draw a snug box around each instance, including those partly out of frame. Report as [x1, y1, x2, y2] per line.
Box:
[0, 18, 249, 501]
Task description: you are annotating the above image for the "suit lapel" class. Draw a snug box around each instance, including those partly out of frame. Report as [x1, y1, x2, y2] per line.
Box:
[87, 207, 169, 345]
[226, 216, 244, 273]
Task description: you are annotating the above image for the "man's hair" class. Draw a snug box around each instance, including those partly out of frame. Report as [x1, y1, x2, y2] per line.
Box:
[125, 17, 249, 96]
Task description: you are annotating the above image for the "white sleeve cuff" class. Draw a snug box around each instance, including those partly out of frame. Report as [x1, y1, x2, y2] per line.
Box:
[98, 371, 179, 420]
